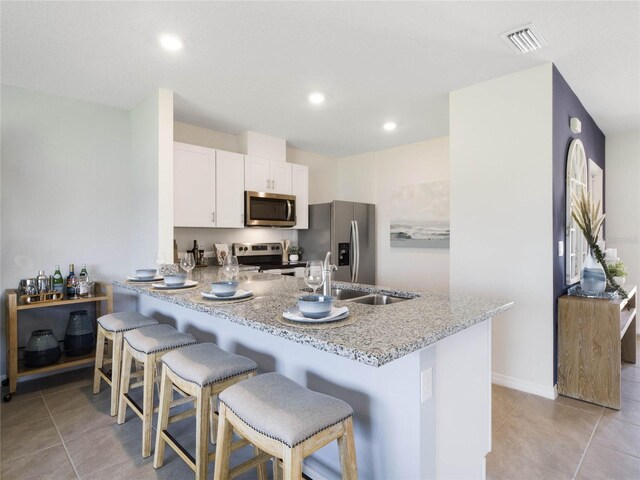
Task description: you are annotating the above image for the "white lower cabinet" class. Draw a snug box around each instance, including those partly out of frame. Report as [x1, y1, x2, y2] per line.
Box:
[174, 143, 244, 228]
[292, 164, 309, 229]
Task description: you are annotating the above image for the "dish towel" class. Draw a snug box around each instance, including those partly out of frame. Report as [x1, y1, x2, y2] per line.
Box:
[213, 244, 230, 266]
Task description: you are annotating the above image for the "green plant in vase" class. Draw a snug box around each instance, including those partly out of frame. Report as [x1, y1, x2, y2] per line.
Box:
[571, 190, 627, 298]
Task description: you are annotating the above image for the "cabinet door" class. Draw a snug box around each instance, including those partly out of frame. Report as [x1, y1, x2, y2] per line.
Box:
[270, 161, 292, 194]
[292, 164, 309, 229]
[174, 143, 216, 227]
[244, 156, 271, 192]
[216, 150, 245, 228]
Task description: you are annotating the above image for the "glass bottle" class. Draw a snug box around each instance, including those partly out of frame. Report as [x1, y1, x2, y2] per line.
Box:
[66, 264, 76, 298]
[52, 265, 64, 294]
[78, 264, 89, 297]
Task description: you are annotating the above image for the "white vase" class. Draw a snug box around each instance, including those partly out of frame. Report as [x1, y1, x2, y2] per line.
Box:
[289, 254, 299, 262]
[580, 249, 606, 293]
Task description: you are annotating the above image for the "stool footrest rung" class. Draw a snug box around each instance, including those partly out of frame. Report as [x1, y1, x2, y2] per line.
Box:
[229, 451, 272, 479]
[168, 408, 196, 424]
[161, 430, 196, 471]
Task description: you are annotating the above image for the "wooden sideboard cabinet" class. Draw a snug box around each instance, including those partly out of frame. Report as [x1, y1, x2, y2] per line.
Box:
[558, 285, 637, 409]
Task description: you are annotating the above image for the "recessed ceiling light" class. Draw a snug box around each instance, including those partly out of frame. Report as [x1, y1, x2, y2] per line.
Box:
[308, 92, 325, 105]
[383, 122, 397, 132]
[159, 34, 184, 52]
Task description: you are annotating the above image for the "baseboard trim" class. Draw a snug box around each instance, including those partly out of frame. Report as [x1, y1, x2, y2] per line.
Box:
[492, 372, 557, 399]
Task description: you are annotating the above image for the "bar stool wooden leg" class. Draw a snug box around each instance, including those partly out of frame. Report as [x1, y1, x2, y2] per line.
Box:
[337, 417, 358, 480]
[283, 447, 303, 480]
[195, 386, 210, 480]
[273, 459, 283, 480]
[93, 327, 106, 394]
[153, 364, 173, 469]
[213, 403, 233, 480]
[255, 446, 268, 480]
[209, 394, 218, 444]
[142, 353, 155, 458]
[108, 332, 123, 416]
[117, 346, 133, 425]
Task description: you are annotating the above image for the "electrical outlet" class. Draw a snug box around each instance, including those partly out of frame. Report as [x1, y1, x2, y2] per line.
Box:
[421, 368, 432, 403]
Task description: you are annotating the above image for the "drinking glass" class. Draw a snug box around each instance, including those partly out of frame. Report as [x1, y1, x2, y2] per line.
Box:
[180, 252, 196, 280]
[222, 255, 240, 280]
[304, 260, 324, 295]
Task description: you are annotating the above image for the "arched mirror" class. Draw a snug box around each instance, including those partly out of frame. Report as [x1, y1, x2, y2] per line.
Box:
[566, 139, 589, 284]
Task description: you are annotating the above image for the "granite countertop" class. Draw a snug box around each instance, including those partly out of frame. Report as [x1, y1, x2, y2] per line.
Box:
[114, 268, 513, 367]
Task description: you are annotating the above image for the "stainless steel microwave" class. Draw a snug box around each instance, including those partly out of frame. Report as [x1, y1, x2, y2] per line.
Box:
[245, 191, 296, 227]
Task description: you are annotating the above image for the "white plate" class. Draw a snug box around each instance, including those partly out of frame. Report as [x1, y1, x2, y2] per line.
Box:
[201, 289, 253, 301]
[152, 280, 198, 290]
[283, 306, 349, 323]
[127, 275, 163, 282]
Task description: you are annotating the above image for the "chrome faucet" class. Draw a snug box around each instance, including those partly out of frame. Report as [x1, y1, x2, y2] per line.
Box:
[322, 251, 338, 297]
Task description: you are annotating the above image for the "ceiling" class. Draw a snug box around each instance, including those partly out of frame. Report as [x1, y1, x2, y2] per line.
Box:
[2, 1, 638, 157]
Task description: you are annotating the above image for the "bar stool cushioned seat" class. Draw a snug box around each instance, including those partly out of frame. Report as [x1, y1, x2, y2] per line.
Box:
[219, 372, 353, 448]
[162, 342, 258, 387]
[98, 311, 158, 333]
[94, 312, 158, 416]
[124, 324, 196, 354]
[154, 343, 266, 480]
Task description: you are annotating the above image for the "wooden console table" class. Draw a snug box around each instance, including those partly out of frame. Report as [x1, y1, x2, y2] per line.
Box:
[3, 283, 113, 402]
[558, 285, 636, 409]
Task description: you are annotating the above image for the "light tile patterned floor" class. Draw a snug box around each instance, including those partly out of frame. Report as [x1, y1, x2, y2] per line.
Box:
[1, 339, 639, 479]
[488, 337, 640, 480]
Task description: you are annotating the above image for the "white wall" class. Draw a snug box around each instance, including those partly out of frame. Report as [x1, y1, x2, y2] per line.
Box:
[606, 131, 640, 288]
[0, 85, 132, 375]
[286, 147, 339, 204]
[449, 64, 555, 398]
[130, 89, 174, 269]
[336, 138, 450, 293]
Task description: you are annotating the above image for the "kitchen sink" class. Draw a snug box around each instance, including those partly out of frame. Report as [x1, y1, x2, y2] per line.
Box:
[348, 294, 410, 305]
[331, 288, 369, 300]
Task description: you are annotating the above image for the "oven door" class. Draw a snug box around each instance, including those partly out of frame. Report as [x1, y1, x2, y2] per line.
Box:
[245, 191, 296, 227]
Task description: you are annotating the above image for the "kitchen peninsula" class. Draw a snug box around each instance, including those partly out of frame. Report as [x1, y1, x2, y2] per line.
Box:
[115, 270, 512, 479]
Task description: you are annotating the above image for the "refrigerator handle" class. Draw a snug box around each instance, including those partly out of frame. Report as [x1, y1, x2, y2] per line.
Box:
[349, 221, 355, 282]
[353, 220, 360, 283]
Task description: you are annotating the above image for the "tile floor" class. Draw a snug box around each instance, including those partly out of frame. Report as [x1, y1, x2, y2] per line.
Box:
[487, 338, 640, 480]
[0, 339, 638, 480]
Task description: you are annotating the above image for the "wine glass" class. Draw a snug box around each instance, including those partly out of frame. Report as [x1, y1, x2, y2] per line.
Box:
[304, 260, 324, 295]
[180, 252, 196, 280]
[222, 255, 240, 280]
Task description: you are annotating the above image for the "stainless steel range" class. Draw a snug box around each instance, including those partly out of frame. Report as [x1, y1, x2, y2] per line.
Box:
[233, 242, 305, 276]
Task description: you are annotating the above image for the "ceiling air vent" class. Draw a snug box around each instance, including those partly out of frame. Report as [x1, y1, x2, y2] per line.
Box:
[501, 24, 547, 54]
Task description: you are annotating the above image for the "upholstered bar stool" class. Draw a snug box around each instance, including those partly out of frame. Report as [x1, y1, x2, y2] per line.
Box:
[93, 312, 159, 416]
[117, 324, 197, 457]
[153, 343, 269, 480]
[215, 372, 358, 480]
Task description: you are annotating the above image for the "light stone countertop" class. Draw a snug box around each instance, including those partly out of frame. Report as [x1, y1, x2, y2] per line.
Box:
[114, 268, 513, 367]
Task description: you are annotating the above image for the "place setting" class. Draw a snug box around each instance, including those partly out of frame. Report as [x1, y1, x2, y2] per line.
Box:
[200, 256, 254, 303]
[151, 253, 199, 291]
[126, 268, 163, 283]
[279, 261, 353, 329]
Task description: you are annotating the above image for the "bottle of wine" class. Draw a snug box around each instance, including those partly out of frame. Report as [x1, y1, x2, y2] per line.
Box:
[53, 265, 64, 294]
[66, 264, 76, 298]
[78, 264, 89, 297]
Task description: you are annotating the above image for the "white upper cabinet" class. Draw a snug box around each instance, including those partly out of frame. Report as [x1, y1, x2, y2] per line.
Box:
[215, 150, 245, 228]
[174, 142, 216, 227]
[292, 164, 309, 229]
[174, 143, 244, 228]
[244, 155, 292, 195]
[270, 161, 292, 195]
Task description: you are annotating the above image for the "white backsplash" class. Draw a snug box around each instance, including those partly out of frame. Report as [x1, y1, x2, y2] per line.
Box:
[174, 227, 298, 255]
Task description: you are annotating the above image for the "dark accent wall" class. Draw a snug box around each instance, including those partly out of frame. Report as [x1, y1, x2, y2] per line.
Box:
[552, 66, 605, 383]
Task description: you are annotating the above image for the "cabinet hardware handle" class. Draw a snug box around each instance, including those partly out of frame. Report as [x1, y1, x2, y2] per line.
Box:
[266, 179, 269, 189]
[212, 211, 216, 223]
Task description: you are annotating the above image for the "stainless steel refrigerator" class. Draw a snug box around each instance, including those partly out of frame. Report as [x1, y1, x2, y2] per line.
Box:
[298, 201, 376, 284]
